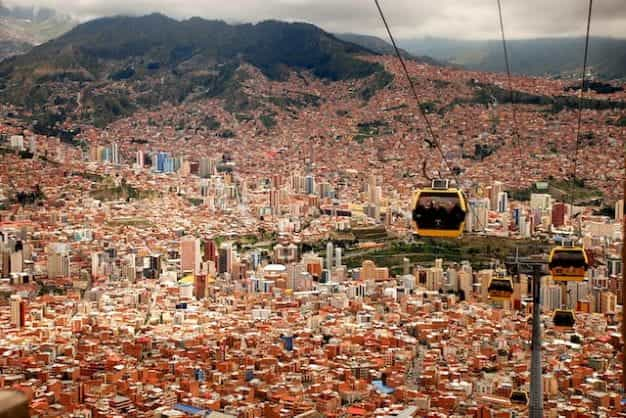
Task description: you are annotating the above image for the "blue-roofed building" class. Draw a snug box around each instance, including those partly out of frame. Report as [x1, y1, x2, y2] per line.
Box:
[372, 379, 395, 395]
[173, 404, 208, 416]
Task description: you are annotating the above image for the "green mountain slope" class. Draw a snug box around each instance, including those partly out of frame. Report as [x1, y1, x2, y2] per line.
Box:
[0, 14, 387, 127]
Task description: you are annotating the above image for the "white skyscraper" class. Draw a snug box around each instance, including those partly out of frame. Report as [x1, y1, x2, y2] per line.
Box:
[616, 199, 624, 223]
[542, 284, 562, 311]
[326, 242, 334, 282]
[335, 247, 342, 268]
[111, 143, 120, 165]
[136, 150, 144, 168]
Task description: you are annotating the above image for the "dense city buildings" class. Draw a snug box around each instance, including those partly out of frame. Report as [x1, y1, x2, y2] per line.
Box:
[0, 29, 624, 418]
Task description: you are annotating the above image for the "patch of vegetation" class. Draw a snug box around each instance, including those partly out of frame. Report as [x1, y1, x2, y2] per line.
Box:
[260, 112, 277, 130]
[610, 116, 626, 127]
[12, 185, 45, 206]
[218, 129, 236, 138]
[90, 179, 156, 201]
[187, 197, 204, 206]
[110, 67, 135, 81]
[471, 82, 626, 111]
[268, 92, 321, 109]
[432, 79, 452, 89]
[130, 138, 149, 144]
[473, 143, 496, 161]
[235, 113, 254, 122]
[507, 178, 602, 203]
[18, 150, 34, 159]
[91, 93, 135, 128]
[343, 236, 549, 270]
[383, 103, 408, 112]
[202, 115, 221, 130]
[71, 171, 104, 182]
[419, 101, 437, 113]
[594, 206, 615, 218]
[357, 119, 391, 135]
[359, 70, 393, 101]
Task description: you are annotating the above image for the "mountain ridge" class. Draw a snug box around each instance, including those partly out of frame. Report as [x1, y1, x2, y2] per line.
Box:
[0, 14, 392, 128]
[399, 36, 626, 80]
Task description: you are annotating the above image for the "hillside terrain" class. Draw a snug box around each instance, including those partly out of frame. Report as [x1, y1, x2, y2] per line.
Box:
[0, 14, 624, 204]
[400, 36, 626, 80]
[0, 14, 390, 127]
[335, 32, 440, 66]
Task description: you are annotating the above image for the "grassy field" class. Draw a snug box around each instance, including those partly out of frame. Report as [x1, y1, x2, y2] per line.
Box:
[508, 179, 602, 204]
[341, 236, 550, 272]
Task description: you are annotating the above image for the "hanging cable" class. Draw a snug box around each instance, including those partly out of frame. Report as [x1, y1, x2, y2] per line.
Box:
[568, 0, 593, 238]
[373, 0, 494, 234]
[496, 0, 525, 178]
[373, 0, 456, 180]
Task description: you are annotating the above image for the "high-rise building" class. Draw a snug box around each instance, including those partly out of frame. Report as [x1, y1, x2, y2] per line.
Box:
[478, 270, 493, 302]
[458, 270, 473, 301]
[551, 203, 567, 228]
[490, 181, 503, 211]
[516, 213, 531, 237]
[181, 236, 201, 274]
[335, 247, 342, 268]
[10, 250, 23, 274]
[426, 266, 443, 291]
[467, 198, 489, 232]
[111, 142, 120, 165]
[204, 240, 217, 265]
[326, 242, 334, 282]
[269, 189, 280, 215]
[136, 150, 144, 168]
[530, 193, 552, 212]
[496, 191, 508, 213]
[600, 291, 617, 314]
[616, 199, 624, 223]
[305, 174, 315, 195]
[541, 284, 562, 311]
[10, 295, 25, 329]
[47, 245, 70, 278]
[607, 256, 622, 277]
[218, 243, 233, 274]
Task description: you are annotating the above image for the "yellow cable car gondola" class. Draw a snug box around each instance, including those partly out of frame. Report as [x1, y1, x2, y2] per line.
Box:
[553, 309, 576, 329]
[549, 246, 589, 282]
[487, 276, 514, 301]
[411, 179, 467, 238]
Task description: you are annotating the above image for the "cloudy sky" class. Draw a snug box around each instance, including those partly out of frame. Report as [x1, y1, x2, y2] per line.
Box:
[4, 0, 626, 40]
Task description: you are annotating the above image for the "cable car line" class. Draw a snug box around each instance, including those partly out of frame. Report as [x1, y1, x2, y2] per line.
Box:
[373, 0, 456, 180]
[495, 0, 525, 177]
[568, 0, 593, 236]
[374, 0, 487, 236]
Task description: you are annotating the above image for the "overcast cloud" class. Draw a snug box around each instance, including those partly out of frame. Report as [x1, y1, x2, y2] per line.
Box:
[4, 0, 626, 40]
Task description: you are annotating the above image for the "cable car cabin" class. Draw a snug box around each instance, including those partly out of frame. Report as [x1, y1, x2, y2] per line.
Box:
[553, 309, 576, 329]
[487, 277, 514, 301]
[412, 180, 467, 238]
[549, 246, 589, 282]
[510, 391, 529, 405]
